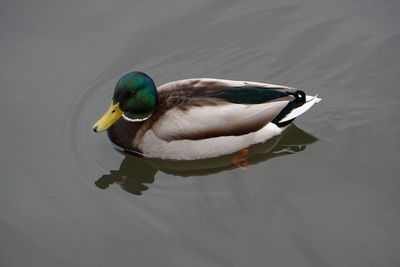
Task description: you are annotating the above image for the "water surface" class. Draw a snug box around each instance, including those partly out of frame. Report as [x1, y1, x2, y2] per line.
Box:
[1, 0, 400, 266]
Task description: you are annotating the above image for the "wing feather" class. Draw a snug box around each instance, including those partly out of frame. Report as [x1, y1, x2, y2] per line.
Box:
[150, 78, 300, 141]
[158, 78, 295, 93]
[151, 98, 291, 141]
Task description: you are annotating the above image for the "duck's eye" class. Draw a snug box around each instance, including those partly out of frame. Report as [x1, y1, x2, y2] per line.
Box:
[124, 90, 136, 98]
[111, 110, 116, 114]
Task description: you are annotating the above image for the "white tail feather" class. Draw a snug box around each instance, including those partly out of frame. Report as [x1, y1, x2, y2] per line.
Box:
[279, 95, 321, 123]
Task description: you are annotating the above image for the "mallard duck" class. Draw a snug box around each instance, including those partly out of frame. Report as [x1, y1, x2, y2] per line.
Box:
[93, 71, 320, 160]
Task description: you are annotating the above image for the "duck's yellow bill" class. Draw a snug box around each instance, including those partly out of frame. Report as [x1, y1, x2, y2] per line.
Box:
[93, 102, 123, 132]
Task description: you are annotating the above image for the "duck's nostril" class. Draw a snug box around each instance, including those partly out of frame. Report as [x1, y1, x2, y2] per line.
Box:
[93, 126, 98, 132]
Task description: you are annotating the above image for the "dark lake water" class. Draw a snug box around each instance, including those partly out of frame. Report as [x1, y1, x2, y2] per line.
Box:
[1, 0, 400, 266]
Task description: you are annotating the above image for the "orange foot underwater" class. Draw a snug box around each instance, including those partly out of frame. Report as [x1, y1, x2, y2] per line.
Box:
[231, 148, 252, 170]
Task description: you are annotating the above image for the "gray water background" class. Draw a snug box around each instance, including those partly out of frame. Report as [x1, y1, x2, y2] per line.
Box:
[1, 0, 400, 266]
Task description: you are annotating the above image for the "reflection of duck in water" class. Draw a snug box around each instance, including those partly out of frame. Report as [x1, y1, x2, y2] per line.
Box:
[95, 124, 317, 195]
[92, 72, 320, 160]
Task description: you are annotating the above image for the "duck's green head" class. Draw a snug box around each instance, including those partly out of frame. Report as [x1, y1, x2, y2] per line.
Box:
[93, 72, 157, 132]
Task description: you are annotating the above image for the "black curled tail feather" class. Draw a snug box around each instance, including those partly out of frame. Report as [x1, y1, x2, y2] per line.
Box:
[272, 90, 306, 127]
